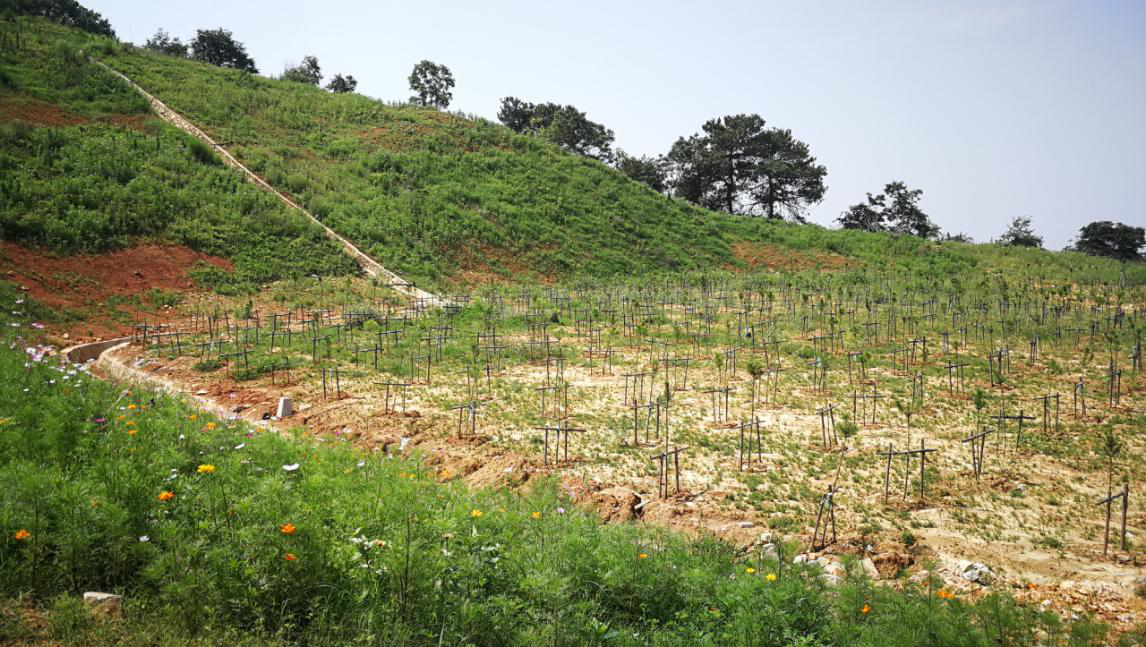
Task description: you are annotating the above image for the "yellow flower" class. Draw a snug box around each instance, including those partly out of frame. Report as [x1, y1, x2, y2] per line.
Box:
[470, 509, 483, 518]
[638, 553, 649, 560]
[205, 422, 216, 431]
[158, 491, 174, 502]
[531, 511, 541, 520]
[766, 573, 777, 582]
[280, 523, 297, 535]
[189, 415, 197, 421]
[13, 529, 30, 541]
[128, 428, 138, 436]
[745, 567, 756, 574]
[197, 464, 215, 474]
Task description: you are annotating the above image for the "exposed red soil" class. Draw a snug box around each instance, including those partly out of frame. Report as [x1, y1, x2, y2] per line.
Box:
[0, 242, 232, 341]
[452, 243, 555, 287]
[0, 93, 86, 127]
[730, 241, 854, 272]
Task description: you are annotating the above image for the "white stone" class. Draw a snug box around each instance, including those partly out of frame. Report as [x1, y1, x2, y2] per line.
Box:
[861, 557, 880, 580]
[83, 592, 122, 617]
[276, 397, 293, 418]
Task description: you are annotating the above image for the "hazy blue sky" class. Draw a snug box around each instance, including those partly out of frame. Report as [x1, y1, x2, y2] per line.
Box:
[88, 0, 1145, 249]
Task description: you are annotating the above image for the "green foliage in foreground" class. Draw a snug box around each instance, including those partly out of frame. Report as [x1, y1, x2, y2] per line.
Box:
[0, 294, 1122, 646]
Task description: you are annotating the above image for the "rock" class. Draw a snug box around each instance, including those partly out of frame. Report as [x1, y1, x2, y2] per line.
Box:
[195, 389, 208, 396]
[860, 557, 880, 581]
[960, 562, 994, 585]
[758, 531, 773, 544]
[276, 396, 293, 418]
[760, 543, 780, 562]
[738, 521, 755, 529]
[794, 554, 810, 564]
[83, 592, 122, 618]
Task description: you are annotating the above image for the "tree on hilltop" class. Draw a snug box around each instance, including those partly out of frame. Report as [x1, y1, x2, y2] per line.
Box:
[282, 55, 321, 85]
[839, 181, 939, 239]
[190, 28, 258, 73]
[666, 114, 826, 220]
[998, 216, 1043, 248]
[408, 60, 454, 109]
[144, 28, 188, 57]
[326, 74, 357, 94]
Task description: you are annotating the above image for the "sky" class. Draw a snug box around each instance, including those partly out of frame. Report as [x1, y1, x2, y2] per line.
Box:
[87, 0, 1146, 249]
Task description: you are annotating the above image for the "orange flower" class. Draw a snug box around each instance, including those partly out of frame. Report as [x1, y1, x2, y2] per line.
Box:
[937, 589, 955, 600]
[1026, 583, 1037, 590]
[205, 422, 217, 431]
[127, 404, 137, 410]
[158, 491, 174, 502]
[280, 523, 297, 535]
[284, 552, 296, 561]
[13, 529, 30, 541]
[861, 604, 871, 615]
[638, 553, 649, 560]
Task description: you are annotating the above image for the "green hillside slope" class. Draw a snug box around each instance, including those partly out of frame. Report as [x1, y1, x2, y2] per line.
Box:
[0, 20, 356, 291]
[2, 18, 1141, 294]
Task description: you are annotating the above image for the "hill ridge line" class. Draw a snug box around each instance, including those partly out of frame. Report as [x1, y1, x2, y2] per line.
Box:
[90, 58, 445, 308]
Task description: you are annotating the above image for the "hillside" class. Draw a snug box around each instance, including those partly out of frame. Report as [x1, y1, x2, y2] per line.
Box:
[1, 13, 1145, 647]
[0, 19, 357, 298]
[28, 23, 1117, 290]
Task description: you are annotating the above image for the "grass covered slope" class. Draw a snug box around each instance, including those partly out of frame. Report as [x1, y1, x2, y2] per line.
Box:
[0, 289, 1121, 646]
[98, 37, 1144, 289]
[0, 20, 357, 291]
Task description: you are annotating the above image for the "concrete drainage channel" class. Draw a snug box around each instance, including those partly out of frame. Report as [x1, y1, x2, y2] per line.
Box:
[62, 337, 270, 428]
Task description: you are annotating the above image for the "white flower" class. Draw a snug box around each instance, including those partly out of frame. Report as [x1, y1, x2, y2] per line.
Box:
[139, 535, 150, 542]
[283, 463, 300, 472]
[234, 443, 245, 450]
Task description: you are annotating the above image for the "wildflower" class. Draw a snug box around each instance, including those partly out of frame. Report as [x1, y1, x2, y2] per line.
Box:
[127, 404, 137, 410]
[531, 511, 541, 520]
[284, 553, 297, 561]
[280, 523, 297, 535]
[745, 567, 756, 574]
[372, 539, 387, 548]
[1026, 583, 1037, 590]
[197, 464, 216, 474]
[638, 553, 649, 560]
[128, 428, 138, 436]
[766, 573, 777, 582]
[282, 463, 300, 472]
[205, 422, 216, 431]
[470, 509, 483, 518]
[556, 507, 566, 514]
[139, 535, 149, 542]
[937, 589, 956, 600]
[158, 491, 174, 502]
[189, 415, 197, 421]
[861, 604, 871, 615]
[13, 529, 30, 541]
